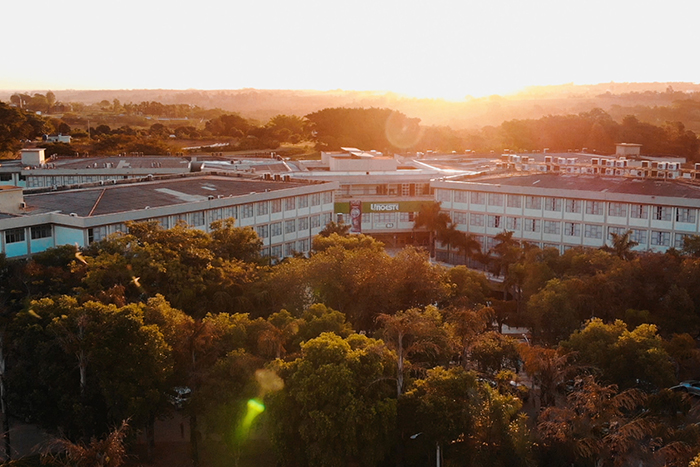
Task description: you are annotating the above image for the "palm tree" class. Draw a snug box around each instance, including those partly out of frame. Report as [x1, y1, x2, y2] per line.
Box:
[608, 230, 638, 260]
[537, 376, 652, 466]
[454, 231, 482, 267]
[413, 202, 451, 258]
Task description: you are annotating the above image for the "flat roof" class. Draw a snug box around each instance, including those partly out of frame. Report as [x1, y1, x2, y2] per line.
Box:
[51, 156, 190, 170]
[444, 173, 700, 200]
[25, 175, 317, 217]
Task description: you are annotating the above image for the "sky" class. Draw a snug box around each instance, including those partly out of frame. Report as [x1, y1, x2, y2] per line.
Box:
[2, 0, 699, 100]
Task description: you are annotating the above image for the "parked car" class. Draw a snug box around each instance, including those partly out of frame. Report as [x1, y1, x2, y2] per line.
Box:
[670, 380, 700, 396]
[167, 386, 192, 409]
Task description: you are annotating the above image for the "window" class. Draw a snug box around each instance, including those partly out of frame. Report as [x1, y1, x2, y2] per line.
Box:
[284, 242, 295, 256]
[240, 204, 254, 218]
[255, 224, 269, 239]
[5, 228, 25, 244]
[271, 199, 282, 213]
[285, 220, 296, 234]
[256, 202, 269, 216]
[297, 195, 309, 208]
[630, 205, 648, 219]
[191, 211, 205, 226]
[322, 212, 332, 225]
[677, 208, 697, 223]
[507, 195, 522, 208]
[630, 229, 647, 245]
[488, 193, 504, 206]
[209, 209, 223, 223]
[322, 191, 333, 204]
[223, 206, 236, 220]
[271, 245, 282, 258]
[543, 220, 561, 235]
[311, 193, 321, 206]
[298, 217, 309, 230]
[545, 243, 561, 253]
[311, 215, 321, 228]
[487, 215, 501, 228]
[525, 196, 541, 210]
[485, 236, 498, 250]
[470, 213, 485, 226]
[30, 224, 52, 239]
[285, 197, 296, 211]
[523, 219, 540, 232]
[399, 212, 416, 222]
[453, 212, 467, 225]
[675, 233, 690, 249]
[608, 226, 625, 239]
[0, 174, 11, 182]
[565, 199, 581, 213]
[564, 222, 581, 236]
[375, 213, 396, 224]
[586, 201, 603, 216]
[650, 231, 671, 246]
[608, 202, 627, 217]
[471, 192, 485, 204]
[437, 189, 451, 202]
[454, 191, 468, 203]
[544, 198, 562, 212]
[297, 239, 309, 252]
[584, 224, 603, 239]
[271, 222, 282, 236]
[653, 206, 672, 221]
[506, 217, 520, 230]
[401, 184, 411, 196]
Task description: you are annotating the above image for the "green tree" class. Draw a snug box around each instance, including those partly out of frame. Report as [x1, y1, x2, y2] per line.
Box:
[400, 366, 531, 467]
[46, 91, 56, 113]
[469, 331, 521, 375]
[537, 375, 650, 467]
[561, 319, 675, 390]
[316, 221, 351, 238]
[10, 297, 172, 439]
[605, 229, 638, 260]
[444, 266, 490, 308]
[268, 332, 397, 467]
[527, 278, 585, 346]
[376, 305, 453, 396]
[413, 202, 450, 258]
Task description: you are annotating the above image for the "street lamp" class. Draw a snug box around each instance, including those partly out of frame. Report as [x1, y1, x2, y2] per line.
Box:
[409, 433, 442, 467]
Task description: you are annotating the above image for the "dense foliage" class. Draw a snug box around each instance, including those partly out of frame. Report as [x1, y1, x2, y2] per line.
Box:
[2, 219, 700, 466]
[3, 95, 698, 160]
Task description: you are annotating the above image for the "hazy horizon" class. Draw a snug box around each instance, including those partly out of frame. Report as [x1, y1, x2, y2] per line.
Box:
[3, 0, 699, 100]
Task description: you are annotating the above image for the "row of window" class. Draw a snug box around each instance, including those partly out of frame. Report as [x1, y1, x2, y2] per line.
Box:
[267, 238, 313, 259]
[442, 190, 698, 223]
[4, 225, 53, 244]
[442, 230, 691, 255]
[340, 212, 417, 224]
[459, 214, 689, 245]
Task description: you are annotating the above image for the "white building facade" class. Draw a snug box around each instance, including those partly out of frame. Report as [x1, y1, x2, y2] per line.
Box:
[0, 174, 338, 260]
[432, 173, 700, 259]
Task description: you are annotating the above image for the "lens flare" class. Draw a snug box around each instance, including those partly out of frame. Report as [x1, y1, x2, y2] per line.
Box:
[385, 111, 423, 149]
[247, 398, 265, 414]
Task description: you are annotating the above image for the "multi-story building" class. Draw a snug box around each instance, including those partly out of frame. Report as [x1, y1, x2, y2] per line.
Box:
[289, 148, 480, 247]
[0, 172, 337, 259]
[432, 172, 700, 261]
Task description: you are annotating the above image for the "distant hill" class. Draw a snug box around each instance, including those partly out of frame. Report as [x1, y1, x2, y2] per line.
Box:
[2, 82, 699, 130]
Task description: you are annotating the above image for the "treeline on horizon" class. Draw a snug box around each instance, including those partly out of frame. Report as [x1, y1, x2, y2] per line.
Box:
[2, 95, 700, 161]
[3, 219, 700, 466]
[3, 82, 700, 129]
